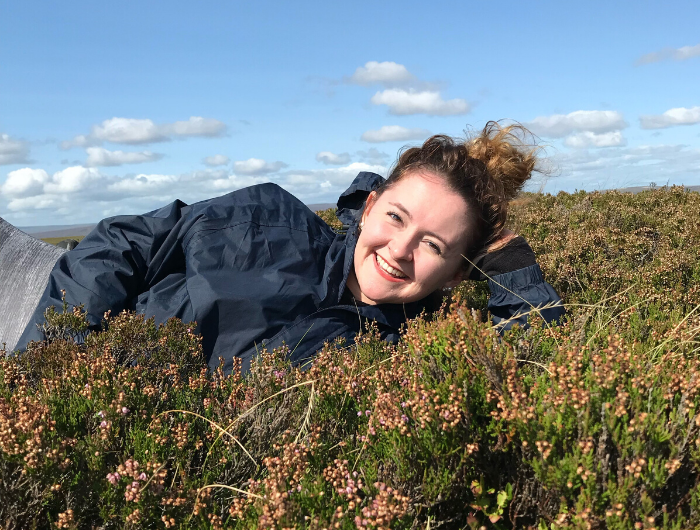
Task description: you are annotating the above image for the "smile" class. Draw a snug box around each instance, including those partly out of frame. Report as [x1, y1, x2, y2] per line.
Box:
[375, 253, 407, 280]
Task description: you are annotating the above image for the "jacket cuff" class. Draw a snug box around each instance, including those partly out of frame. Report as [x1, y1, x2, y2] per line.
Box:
[486, 263, 545, 295]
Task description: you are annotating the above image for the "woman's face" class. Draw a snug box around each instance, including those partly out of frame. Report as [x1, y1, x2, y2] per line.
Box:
[347, 170, 473, 305]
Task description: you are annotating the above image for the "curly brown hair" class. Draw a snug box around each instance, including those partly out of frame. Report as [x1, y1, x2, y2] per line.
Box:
[377, 121, 539, 263]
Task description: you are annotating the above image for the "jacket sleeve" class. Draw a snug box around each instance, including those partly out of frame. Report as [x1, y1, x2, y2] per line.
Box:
[14, 199, 190, 350]
[486, 263, 565, 331]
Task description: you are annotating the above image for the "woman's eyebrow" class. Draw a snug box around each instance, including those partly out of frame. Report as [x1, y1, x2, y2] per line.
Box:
[388, 201, 451, 251]
[389, 201, 413, 220]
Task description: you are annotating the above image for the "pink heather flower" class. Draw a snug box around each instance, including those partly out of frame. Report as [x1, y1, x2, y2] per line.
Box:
[100, 421, 108, 428]
[401, 414, 409, 423]
[97, 411, 105, 418]
[357, 411, 362, 416]
[106, 473, 117, 484]
[187, 328, 192, 333]
[401, 402, 407, 408]
[138, 472, 147, 481]
[121, 407, 129, 415]
[365, 410, 371, 416]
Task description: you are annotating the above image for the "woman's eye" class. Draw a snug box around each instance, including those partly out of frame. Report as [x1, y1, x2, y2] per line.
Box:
[426, 241, 442, 255]
[387, 211, 402, 222]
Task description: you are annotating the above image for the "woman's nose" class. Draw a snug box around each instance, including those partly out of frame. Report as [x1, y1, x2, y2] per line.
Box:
[389, 233, 414, 262]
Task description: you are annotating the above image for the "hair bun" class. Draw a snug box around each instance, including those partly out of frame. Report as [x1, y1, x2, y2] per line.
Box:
[466, 121, 538, 202]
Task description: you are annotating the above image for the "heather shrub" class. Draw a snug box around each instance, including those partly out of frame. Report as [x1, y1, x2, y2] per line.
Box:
[1, 187, 699, 529]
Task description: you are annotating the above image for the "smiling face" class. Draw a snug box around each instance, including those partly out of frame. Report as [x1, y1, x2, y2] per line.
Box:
[346, 170, 473, 305]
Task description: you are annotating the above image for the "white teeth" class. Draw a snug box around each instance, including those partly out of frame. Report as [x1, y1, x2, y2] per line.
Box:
[376, 254, 406, 278]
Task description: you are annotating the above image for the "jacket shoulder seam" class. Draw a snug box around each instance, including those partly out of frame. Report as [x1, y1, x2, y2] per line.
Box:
[184, 220, 332, 248]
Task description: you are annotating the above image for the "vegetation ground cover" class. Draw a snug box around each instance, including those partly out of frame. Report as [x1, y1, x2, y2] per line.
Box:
[2, 187, 700, 529]
[40, 236, 86, 245]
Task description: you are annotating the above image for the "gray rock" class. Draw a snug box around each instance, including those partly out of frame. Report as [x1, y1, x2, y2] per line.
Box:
[56, 239, 80, 250]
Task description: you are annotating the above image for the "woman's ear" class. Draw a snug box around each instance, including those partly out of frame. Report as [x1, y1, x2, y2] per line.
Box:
[361, 191, 378, 225]
[443, 267, 467, 289]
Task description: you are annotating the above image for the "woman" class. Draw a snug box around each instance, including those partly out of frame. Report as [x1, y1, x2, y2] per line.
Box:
[14, 122, 564, 374]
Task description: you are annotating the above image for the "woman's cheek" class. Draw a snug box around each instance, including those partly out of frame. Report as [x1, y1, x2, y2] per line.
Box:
[418, 255, 446, 285]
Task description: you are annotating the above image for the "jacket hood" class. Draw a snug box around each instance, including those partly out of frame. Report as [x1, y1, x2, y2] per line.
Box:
[335, 172, 386, 229]
[327, 172, 384, 306]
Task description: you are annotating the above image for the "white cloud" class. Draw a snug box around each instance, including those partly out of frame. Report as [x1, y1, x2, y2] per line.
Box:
[548, 144, 700, 192]
[676, 44, 700, 60]
[371, 89, 469, 116]
[0, 168, 49, 198]
[164, 117, 227, 137]
[85, 147, 163, 167]
[345, 60, 469, 118]
[107, 174, 180, 197]
[563, 131, 626, 148]
[355, 148, 390, 165]
[526, 110, 627, 138]
[233, 158, 288, 175]
[316, 151, 351, 165]
[277, 162, 387, 202]
[91, 118, 167, 144]
[1, 166, 104, 212]
[203, 154, 230, 167]
[637, 44, 700, 65]
[361, 125, 431, 143]
[0, 160, 388, 223]
[61, 116, 227, 148]
[348, 61, 414, 87]
[60, 135, 95, 150]
[3, 195, 64, 212]
[639, 106, 700, 129]
[44, 166, 102, 194]
[0, 134, 30, 165]
[207, 174, 268, 191]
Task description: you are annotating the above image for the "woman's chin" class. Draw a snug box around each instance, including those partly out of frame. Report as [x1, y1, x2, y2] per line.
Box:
[358, 282, 413, 305]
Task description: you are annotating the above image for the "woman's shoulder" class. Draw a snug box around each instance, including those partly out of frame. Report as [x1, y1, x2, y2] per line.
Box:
[185, 183, 337, 243]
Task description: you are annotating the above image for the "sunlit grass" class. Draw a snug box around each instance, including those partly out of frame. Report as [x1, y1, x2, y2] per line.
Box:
[40, 235, 85, 245]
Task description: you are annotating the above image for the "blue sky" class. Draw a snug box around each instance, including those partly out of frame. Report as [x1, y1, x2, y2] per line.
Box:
[1, 0, 699, 225]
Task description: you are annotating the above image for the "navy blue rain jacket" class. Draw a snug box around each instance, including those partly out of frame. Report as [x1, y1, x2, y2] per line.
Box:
[16, 172, 564, 374]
